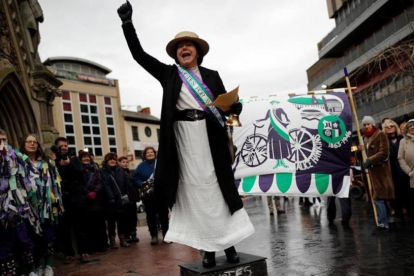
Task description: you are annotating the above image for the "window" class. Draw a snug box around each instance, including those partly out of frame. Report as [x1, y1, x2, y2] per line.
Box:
[132, 126, 139, 141]
[145, 127, 152, 137]
[109, 138, 116, 146]
[93, 127, 100, 135]
[63, 103, 72, 112]
[110, 147, 117, 153]
[83, 126, 91, 134]
[84, 137, 92, 145]
[68, 147, 77, 156]
[89, 95, 96, 103]
[105, 107, 112, 115]
[67, 136, 76, 145]
[79, 94, 87, 102]
[64, 114, 73, 123]
[81, 115, 89, 124]
[80, 105, 88, 113]
[94, 137, 101, 145]
[134, 150, 143, 159]
[107, 117, 114, 125]
[90, 106, 97, 114]
[62, 91, 70, 100]
[91, 116, 99, 124]
[108, 127, 115, 135]
[95, 148, 103, 157]
[157, 129, 160, 142]
[65, 125, 74, 134]
[104, 97, 111, 105]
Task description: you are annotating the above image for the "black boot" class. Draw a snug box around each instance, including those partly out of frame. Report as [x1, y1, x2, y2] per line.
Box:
[224, 246, 240, 263]
[202, 251, 216, 268]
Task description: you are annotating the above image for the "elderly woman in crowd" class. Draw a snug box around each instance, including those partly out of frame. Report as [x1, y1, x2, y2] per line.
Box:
[78, 150, 108, 254]
[20, 134, 64, 276]
[398, 119, 414, 221]
[118, 1, 254, 267]
[382, 119, 409, 219]
[359, 116, 395, 233]
[133, 147, 169, 246]
[100, 153, 134, 248]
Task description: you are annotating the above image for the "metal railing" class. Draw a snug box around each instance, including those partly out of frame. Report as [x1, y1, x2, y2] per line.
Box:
[319, 0, 378, 51]
[309, 6, 414, 90]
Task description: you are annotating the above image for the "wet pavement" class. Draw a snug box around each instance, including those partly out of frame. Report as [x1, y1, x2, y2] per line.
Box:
[54, 196, 414, 276]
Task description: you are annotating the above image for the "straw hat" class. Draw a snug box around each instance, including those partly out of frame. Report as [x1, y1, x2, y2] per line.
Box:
[166, 31, 209, 59]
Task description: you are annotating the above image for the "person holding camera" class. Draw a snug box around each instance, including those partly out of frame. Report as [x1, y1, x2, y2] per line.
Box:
[53, 137, 89, 263]
[100, 152, 134, 248]
[133, 147, 169, 245]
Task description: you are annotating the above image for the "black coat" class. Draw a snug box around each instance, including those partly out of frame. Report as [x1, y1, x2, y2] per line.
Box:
[100, 165, 134, 211]
[82, 164, 104, 212]
[122, 22, 243, 214]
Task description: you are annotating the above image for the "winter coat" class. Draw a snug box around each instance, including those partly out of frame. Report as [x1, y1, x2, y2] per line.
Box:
[398, 133, 414, 188]
[364, 129, 395, 199]
[100, 165, 134, 212]
[122, 22, 243, 215]
[82, 164, 104, 212]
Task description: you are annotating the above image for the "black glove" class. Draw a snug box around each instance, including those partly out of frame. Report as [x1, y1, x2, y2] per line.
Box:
[117, 1, 133, 23]
[230, 102, 243, 115]
[363, 159, 372, 169]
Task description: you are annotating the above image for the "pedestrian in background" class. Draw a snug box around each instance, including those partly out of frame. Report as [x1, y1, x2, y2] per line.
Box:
[359, 116, 395, 233]
[20, 134, 64, 276]
[133, 147, 169, 245]
[398, 119, 414, 222]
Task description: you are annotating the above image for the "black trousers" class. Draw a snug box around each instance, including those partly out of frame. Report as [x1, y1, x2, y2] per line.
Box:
[107, 210, 127, 238]
[124, 203, 138, 236]
[86, 211, 107, 251]
[327, 197, 352, 223]
[142, 196, 169, 237]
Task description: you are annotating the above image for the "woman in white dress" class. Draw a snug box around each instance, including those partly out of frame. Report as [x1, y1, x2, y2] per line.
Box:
[118, 1, 255, 268]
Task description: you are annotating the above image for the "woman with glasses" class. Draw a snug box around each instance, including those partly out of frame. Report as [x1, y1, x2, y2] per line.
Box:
[100, 152, 134, 248]
[358, 116, 395, 233]
[398, 119, 414, 221]
[20, 134, 64, 276]
[382, 119, 409, 220]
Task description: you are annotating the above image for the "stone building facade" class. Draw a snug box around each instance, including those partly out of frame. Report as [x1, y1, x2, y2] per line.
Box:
[0, 0, 62, 148]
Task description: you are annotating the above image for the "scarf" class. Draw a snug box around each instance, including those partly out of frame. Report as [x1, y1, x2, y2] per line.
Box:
[363, 127, 376, 137]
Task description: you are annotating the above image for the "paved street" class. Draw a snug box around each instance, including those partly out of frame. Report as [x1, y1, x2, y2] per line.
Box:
[54, 196, 414, 276]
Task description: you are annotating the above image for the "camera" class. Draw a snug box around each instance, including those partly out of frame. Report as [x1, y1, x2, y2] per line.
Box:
[50, 144, 68, 161]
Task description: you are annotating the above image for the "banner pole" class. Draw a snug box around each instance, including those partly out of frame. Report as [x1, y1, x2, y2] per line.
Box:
[343, 67, 379, 227]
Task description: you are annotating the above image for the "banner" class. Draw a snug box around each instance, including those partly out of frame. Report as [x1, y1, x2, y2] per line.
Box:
[232, 90, 352, 197]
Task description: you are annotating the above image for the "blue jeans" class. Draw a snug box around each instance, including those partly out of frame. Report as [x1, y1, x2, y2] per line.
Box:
[374, 199, 389, 227]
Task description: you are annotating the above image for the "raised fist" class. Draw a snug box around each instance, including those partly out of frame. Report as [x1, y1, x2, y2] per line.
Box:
[117, 1, 133, 23]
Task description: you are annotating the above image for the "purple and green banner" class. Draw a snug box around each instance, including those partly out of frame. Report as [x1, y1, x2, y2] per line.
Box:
[232, 90, 352, 197]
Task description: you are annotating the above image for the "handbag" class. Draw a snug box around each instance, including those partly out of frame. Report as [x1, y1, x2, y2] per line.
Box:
[109, 174, 130, 205]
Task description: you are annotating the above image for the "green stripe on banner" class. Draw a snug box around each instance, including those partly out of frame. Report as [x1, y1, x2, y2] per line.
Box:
[315, 174, 330, 194]
[276, 173, 292, 193]
[242, 176, 256, 193]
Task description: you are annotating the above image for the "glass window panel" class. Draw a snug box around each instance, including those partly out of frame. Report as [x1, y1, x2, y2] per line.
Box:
[95, 147, 103, 157]
[93, 137, 101, 145]
[79, 94, 87, 102]
[106, 117, 114, 125]
[92, 127, 100, 135]
[108, 127, 115, 135]
[89, 95, 97, 103]
[110, 147, 117, 153]
[62, 91, 70, 100]
[68, 147, 77, 156]
[145, 127, 152, 137]
[105, 107, 112, 115]
[91, 116, 99, 124]
[109, 137, 116, 146]
[65, 125, 74, 134]
[84, 137, 92, 145]
[64, 114, 73, 123]
[80, 105, 88, 113]
[104, 97, 111, 105]
[90, 105, 97, 114]
[81, 115, 89, 124]
[67, 136, 75, 145]
[132, 126, 139, 141]
[83, 126, 91, 134]
[134, 150, 142, 159]
[63, 103, 72, 111]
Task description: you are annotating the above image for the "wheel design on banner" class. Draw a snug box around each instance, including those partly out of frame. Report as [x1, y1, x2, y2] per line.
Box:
[286, 128, 320, 168]
[240, 134, 268, 167]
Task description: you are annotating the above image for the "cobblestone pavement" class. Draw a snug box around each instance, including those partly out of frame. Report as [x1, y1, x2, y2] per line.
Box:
[54, 196, 414, 276]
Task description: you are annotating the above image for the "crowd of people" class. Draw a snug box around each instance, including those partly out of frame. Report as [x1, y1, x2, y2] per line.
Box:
[0, 130, 167, 276]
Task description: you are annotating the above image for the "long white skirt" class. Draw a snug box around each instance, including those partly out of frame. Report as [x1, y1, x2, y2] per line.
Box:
[164, 119, 255, 252]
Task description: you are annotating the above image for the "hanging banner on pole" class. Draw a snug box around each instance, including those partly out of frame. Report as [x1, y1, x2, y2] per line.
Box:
[232, 89, 352, 197]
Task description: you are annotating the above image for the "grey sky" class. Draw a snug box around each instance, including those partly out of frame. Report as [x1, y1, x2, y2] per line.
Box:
[38, 0, 335, 117]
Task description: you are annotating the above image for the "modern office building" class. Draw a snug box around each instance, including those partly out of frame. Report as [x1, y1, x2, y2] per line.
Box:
[44, 57, 127, 163]
[123, 107, 160, 169]
[307, 0, 414, 128]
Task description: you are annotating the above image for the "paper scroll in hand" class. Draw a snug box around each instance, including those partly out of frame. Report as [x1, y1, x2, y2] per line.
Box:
[204, 86, 239, 112]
